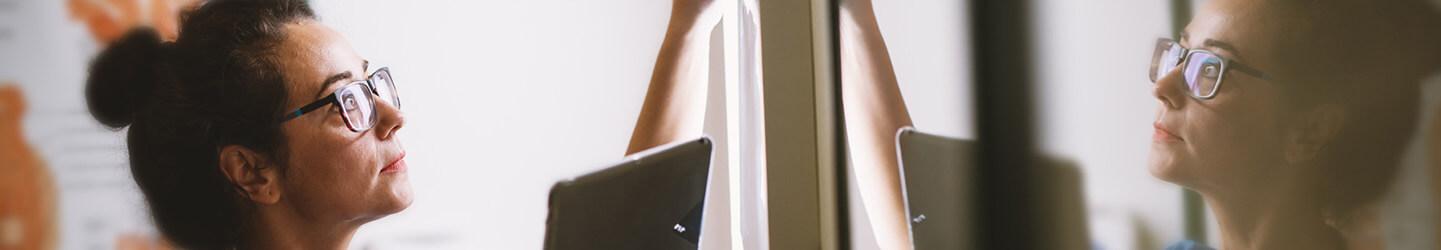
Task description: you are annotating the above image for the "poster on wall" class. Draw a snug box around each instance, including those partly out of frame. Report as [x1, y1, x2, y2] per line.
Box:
[2, 0, 197, 249]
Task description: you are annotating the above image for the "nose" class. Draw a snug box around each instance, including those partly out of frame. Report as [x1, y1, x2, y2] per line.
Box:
[372, 99, 404, 140]
[1152, 66, 1187, 110]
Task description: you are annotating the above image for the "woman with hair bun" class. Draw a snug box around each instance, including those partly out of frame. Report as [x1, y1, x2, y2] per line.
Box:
[85, 0, 410, 249]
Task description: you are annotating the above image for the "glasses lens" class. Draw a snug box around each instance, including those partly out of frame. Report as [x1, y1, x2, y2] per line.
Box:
[1151, 41, 1167, 82]
[372, 69, 400, 109]
[338, 84, 377, 131]
[1151, 40, 1183, 82]
[1183, 52, 1224, 98]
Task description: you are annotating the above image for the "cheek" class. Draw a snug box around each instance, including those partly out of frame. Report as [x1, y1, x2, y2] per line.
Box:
[302, 131, 378, 180]
[1183, 96, 1286, 180]
[283, 126, 382, 206]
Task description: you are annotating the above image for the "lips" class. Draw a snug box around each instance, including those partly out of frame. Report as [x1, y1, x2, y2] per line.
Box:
[381, 152, 407, 174]
[1153, 122, 1183, 142]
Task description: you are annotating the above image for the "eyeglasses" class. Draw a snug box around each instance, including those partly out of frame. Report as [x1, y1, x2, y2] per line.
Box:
[1149, 38, 1270, 99]
[280, 67, 400, 132]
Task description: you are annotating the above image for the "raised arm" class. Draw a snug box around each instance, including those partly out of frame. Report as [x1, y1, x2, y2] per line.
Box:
[840, 0, 915, 249]
[626, 0, 721, 155]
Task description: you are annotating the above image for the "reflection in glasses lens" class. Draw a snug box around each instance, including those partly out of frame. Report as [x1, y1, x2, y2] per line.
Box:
[337, 83, 377, 131]
[1184, 52, 1223, 98]
[372, 69, 400, 109]
[1150, 39, 1231, 99]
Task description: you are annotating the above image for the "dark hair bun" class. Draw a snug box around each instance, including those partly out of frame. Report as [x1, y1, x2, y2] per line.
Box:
[86, 28, 170, 129]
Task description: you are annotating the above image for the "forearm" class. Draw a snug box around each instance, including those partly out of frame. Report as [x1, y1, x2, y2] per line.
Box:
[626, 4, 718, 155]
[840, 0, 911, 130]
[840, 2, 911, 130]
[840, 0, 914, 249]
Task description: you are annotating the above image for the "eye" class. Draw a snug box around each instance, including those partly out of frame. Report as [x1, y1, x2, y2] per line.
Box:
[343, 95, 360, 112]
[1201, 64, 1221, 78]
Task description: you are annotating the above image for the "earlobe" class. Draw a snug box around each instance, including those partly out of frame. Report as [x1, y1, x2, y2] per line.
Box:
[1284, 133, 1325, 165]
[218, 145, 282, 205]
[1283, 129, 1310, 165]
[1284, 105, 1346, 165]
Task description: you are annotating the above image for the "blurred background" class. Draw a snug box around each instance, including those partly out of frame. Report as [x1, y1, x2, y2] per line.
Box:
[2, 0, 1438, 249]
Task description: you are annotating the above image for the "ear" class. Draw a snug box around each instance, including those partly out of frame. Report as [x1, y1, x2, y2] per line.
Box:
[218, 145, 282, 205]
[1284, 104, 1346, 165]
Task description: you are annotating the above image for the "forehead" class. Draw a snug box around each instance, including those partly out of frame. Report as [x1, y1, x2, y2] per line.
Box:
[274, 21, 365, 102]
[1186, 0, 1283, 67]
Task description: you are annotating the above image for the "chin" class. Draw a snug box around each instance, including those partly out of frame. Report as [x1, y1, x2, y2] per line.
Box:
[376, 177, 414, 215]
[1148, 146, 1187, 184]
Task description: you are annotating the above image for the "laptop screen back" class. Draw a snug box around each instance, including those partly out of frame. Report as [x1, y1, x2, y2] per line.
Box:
[544, 138, 713, 250]
[896, 128, 975, 250]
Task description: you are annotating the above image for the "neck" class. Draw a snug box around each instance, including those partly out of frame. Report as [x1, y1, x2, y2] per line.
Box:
[1203, 183, 1344, 250]
[240, 204, 361, 250]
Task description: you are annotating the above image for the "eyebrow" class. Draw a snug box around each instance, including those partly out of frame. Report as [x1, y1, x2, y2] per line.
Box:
[1202, 39, 1245, 60]
[1179, 32, 1246, 60]
[311, 60, 371, 99]
[314, 71, 354, 100]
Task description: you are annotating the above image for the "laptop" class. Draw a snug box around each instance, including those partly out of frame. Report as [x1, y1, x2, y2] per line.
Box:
[543, 137, 713, 250]
[895, 127, 976, 250]
[895, 128, 1089, 249]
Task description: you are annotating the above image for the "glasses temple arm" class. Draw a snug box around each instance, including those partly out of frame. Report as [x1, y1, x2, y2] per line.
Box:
[1231, 61, 1270, 80]
[279, 93, 337, 122]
